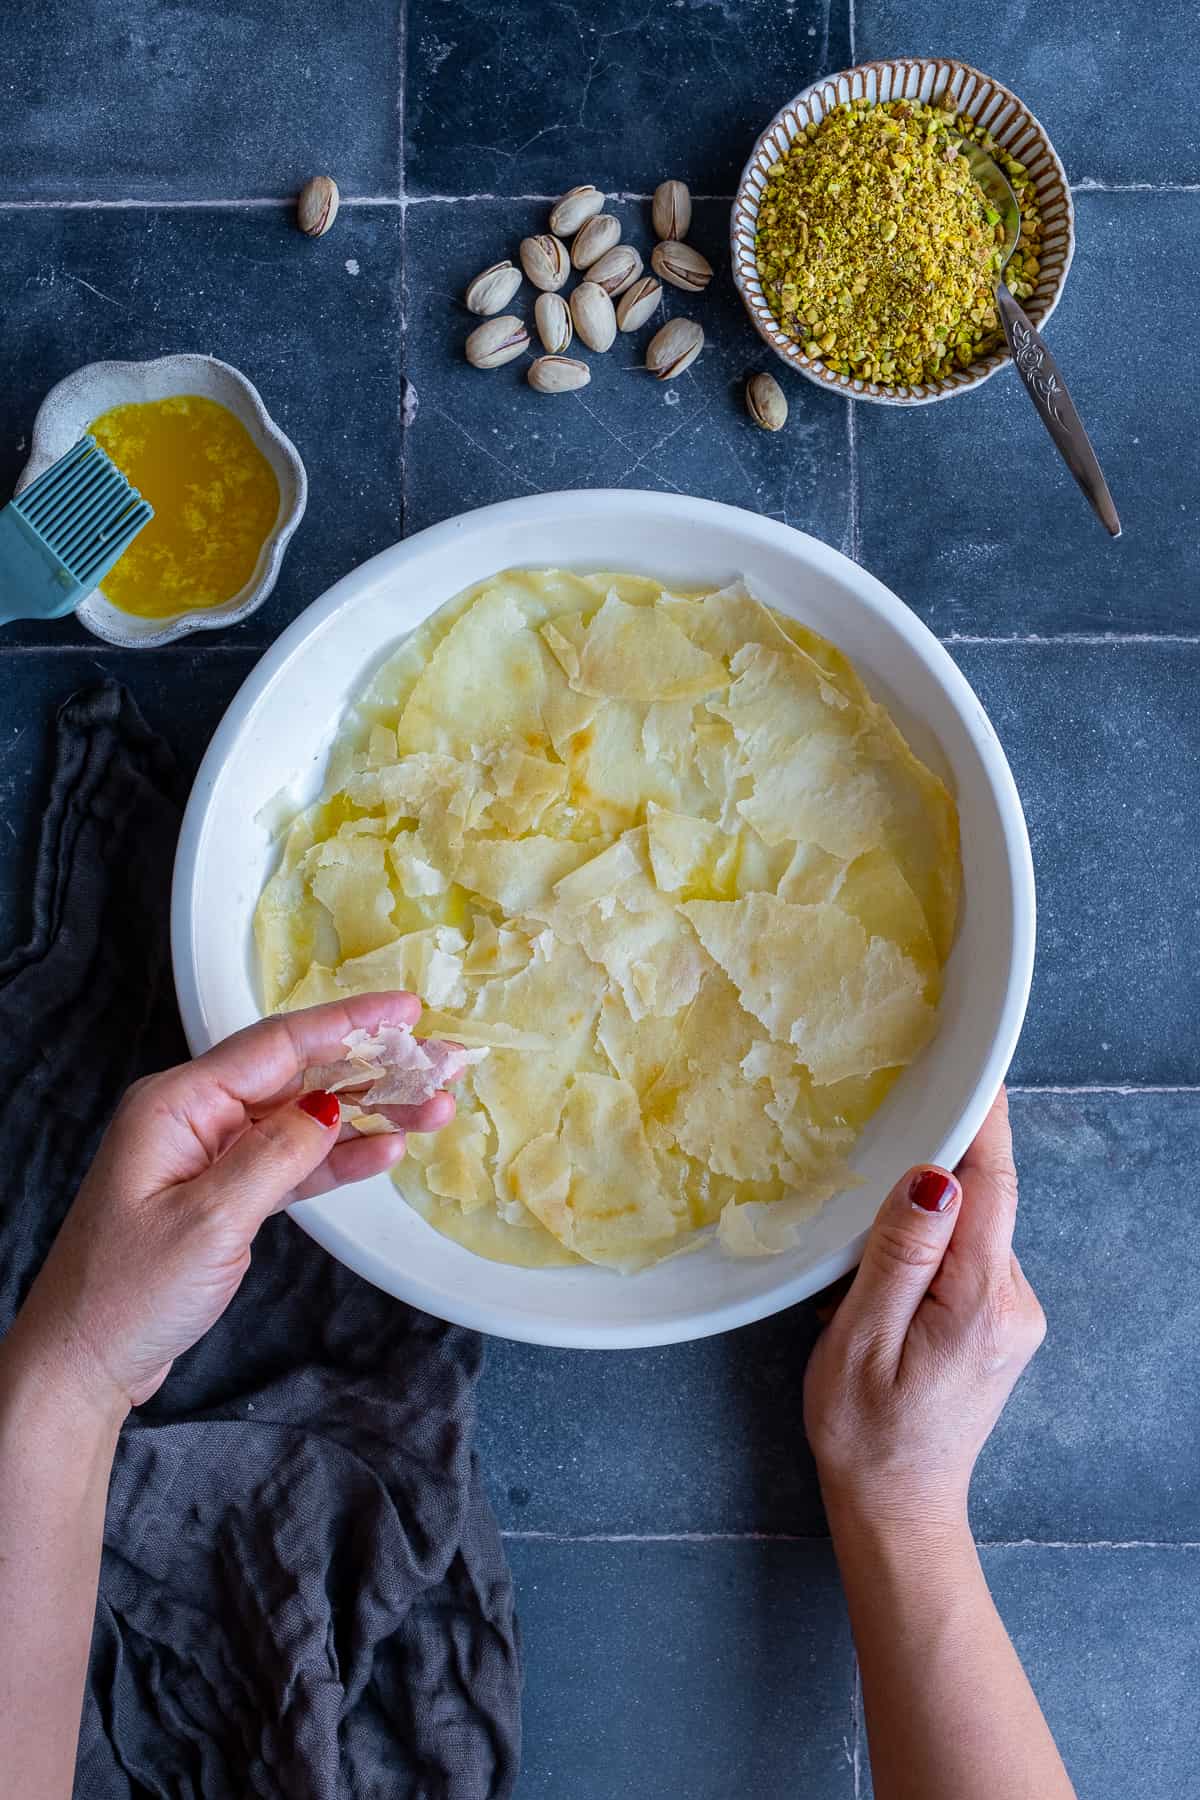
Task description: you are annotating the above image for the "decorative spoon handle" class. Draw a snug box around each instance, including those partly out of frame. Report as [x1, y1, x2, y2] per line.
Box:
[995, 283, 1121, 538]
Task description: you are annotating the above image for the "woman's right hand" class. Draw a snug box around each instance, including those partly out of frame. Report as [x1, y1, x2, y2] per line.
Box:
[8, 993, 455, 1421]
[803, 1088, 1045, 1533]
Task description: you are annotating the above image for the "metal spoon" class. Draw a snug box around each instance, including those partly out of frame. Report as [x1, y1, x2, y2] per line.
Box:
[956, 137, 1121, 538]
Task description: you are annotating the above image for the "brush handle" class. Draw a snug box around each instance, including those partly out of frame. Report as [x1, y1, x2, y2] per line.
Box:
[0, 507, 84, 624]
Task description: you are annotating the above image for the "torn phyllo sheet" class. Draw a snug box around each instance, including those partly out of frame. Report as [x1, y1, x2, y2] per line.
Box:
[302, 1025, 488, 1132]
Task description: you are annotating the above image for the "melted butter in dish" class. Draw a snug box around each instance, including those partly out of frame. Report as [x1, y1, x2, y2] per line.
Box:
[255, 570, 961, 1272]
[90, 394, 280, 618]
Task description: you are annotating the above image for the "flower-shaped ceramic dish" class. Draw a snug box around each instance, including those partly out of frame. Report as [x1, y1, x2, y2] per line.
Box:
[16, 354, 306, 646]
[731, 59, 1075, 406]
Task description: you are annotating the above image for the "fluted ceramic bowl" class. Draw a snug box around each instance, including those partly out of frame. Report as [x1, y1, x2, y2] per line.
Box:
[17, 354, 306, 646]
[731, 58, 1075, 405]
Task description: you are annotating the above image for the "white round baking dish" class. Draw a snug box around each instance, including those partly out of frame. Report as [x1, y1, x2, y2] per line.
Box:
[172, 490, 1035, 1347]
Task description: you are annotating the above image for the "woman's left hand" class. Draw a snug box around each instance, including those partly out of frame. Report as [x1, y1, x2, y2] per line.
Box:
[11, 993, 453, 1416]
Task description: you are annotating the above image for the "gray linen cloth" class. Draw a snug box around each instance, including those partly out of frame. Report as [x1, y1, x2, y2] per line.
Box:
[0, 682, 521, 1799]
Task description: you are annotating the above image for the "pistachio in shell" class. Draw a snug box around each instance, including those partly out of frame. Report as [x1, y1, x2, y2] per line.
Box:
[652, 179, 691, 242]
[528, 355, 592, 393]
[465, 314, 530, 369]
[645, 316, 704, 379]
[548, 184, 605, 237]
[534, 291, 573, 354]
[464, 259, 522, 316]
[745, 370, 788, 431]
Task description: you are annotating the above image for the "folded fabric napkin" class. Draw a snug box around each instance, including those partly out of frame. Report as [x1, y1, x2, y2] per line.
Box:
[0, 682, 520, 1799]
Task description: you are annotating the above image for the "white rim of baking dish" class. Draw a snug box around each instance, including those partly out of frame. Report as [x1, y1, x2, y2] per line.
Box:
[172, 491, 1036, 1346]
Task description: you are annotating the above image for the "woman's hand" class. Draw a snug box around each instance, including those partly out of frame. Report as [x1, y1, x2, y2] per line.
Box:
[804, 1087, 1045, 1533]
[805, 1091, 1075, 1800]
[10, 993, 455, 1418]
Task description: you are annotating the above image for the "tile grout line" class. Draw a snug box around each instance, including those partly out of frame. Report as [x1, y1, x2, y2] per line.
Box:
[1008, 1084, 1200, 1096]
[0, 183, 1196, 213]
[395, 0, 409, 532]
[844, 400, 860, 563]
[399, 203, 410, 539]
[1073, 179, 1200, 192]
[851, 1660, 864, 1800]
[3, 641, 1200, 667]
[0, 191, 723, 211]
[500, 1530, 1200, 1548]
[946, 633, 1200, 645]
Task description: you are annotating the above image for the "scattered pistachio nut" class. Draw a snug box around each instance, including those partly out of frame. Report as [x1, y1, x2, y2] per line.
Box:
[297, 175, 339, 238]
[549, 184, 605, 237]
[572, 213, 621, 270]
[587, 244, 643, 298]
[528, 355, 592, 393]
[651, 239, 713, 293]
[745, 370, 788, 431]
[616, 275, 663, 332]
[652, 179, 692, 242]
[570, 280, 617, 352]
[464, 259, 523, 316]
[534, 291, 573, 354]
[645, 317, 704, 380]
[465, 314, 530, 369]
[520, 233, 571, 291]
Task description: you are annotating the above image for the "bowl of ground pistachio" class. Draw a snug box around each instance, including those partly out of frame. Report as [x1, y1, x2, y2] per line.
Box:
[731, 60, 1074, 404]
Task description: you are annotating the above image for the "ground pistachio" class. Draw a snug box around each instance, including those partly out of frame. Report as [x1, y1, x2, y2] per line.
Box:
[754, 97, 1044, 387]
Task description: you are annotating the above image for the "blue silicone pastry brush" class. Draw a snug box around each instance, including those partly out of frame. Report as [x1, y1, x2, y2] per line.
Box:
[0, 435, 153, 627]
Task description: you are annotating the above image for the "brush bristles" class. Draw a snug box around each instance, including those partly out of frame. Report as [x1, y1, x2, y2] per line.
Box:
[16, 435, 152, 583]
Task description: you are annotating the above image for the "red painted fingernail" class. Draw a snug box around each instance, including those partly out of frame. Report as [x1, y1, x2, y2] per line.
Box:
[298, 1089, 341, 1130]
[909, 1169, 957, 1213]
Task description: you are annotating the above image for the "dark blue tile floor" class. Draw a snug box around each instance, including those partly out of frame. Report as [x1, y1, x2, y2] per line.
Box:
[3, 2, 1198, 1795]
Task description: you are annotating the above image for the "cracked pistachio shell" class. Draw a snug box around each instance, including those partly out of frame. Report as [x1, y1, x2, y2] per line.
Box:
[616, 275, 663, 332]
[570, 280, 617, 352]
[528, 355, 591, 393]
[645, 316, 704, 380]
[465, 314, 530, 369]
[651, 239, 713, 293]
[520, 233, 571, 291]
[571, 213, 621, 270]
[652, 179, 692, 242]
[464, 259, 523, 316]
[746, 371, 788, 431]
[534, 291, 573, 354]
[297, 175, 339, 237]
[548, 184, 605, 236]
[587, 243, 643, 298]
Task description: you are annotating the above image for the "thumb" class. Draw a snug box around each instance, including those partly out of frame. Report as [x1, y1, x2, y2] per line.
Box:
[190, 1088, 342, 1227]
[835, 1164, 962, 1358]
